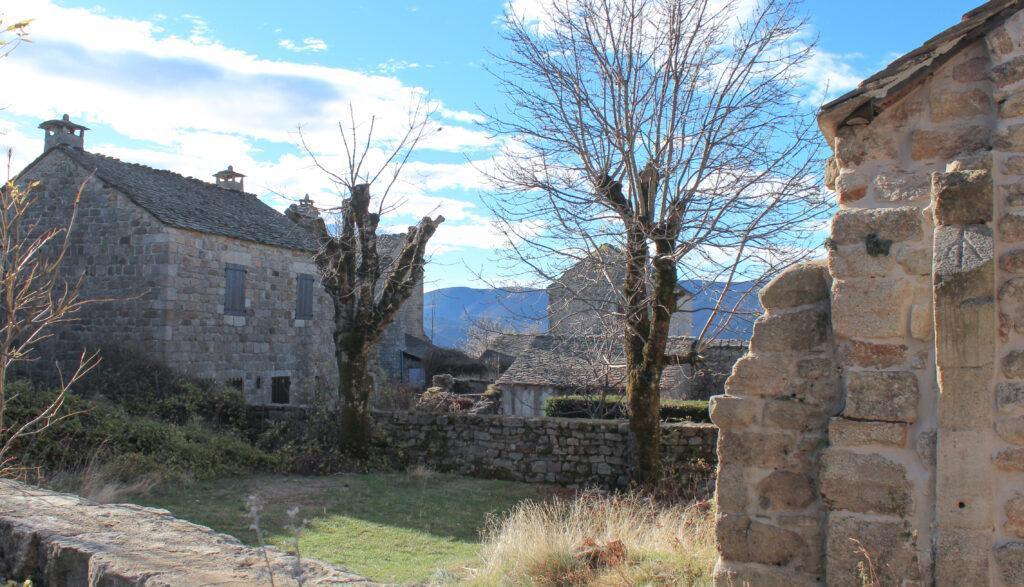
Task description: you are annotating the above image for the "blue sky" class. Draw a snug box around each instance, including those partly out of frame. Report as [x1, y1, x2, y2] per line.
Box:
[0, 0, 983, 290]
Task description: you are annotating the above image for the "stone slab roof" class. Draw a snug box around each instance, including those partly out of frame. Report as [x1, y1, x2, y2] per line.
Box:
[818, 0, 1024, 143]
[51, 146, 318, 252]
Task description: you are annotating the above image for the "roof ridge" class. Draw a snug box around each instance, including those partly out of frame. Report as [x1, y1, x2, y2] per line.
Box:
[62, 146, 259, 198]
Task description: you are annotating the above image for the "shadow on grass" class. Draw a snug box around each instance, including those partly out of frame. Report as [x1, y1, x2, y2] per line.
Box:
[135, 472, 555, 583]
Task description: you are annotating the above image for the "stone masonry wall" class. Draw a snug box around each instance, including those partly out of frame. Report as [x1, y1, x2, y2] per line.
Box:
[374, 411, 717, 490]
[19, 149, 339, 405]
[710, 261, 840, 586]
[713, 10, 1024, 585]
[0, 479, 364, 585]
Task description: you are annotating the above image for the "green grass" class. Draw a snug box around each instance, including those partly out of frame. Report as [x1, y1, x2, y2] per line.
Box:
[135, 472, 555, 584]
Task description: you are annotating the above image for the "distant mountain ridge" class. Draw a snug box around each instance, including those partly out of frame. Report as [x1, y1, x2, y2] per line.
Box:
[424, 282, 762, 349]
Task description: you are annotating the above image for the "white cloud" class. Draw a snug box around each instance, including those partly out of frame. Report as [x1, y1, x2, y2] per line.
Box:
[278, 37, 328, 53]
[0, 0, 501, 256]
[798, 50, 865, 106]
[374, 58, 423, 74]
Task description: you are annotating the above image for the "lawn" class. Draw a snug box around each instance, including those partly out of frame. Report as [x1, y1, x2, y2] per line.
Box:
[135, 471, 556, 584]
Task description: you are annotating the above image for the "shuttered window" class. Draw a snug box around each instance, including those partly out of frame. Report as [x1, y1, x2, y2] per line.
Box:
[224, 264, 246, 315]
[271, 376, 291, 404]
[296, 274, 314, 319]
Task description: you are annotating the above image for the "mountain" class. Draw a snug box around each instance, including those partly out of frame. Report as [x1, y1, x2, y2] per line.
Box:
[424, 281, 762, 349]
[424, 287, 548, 349]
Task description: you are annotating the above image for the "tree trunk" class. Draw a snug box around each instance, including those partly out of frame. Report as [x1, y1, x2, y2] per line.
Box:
[626, 363, 662, 485]
[338, 336, 373, 454]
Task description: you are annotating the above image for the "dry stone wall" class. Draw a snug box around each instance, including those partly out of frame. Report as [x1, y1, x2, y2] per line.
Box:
[0, 479, 366, 585]
[713, 8, 1024, 585]
[374, 411, 717, 490]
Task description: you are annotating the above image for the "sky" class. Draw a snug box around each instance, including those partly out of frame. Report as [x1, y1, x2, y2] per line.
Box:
[0, 0, 984, 291]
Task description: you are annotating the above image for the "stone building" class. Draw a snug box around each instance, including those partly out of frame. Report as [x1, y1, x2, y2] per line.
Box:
[546, 246, 695, 337]
[711, 1, 1024, 584]
[17, 115, 428, 405]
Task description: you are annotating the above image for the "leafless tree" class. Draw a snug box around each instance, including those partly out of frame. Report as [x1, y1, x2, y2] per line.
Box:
[485, 0, 830, 483]
[0, 17, 99, 478]
[292, 101, 444, 452]
[0, 178, 100, 477]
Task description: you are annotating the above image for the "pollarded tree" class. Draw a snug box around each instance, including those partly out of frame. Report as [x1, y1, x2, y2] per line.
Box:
[486, 0, 830, 483]
[292, 102, 444, 452]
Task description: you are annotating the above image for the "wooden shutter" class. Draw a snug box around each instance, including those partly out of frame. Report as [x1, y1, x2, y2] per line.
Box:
[296, 274, 314, 319]
[225, 264, 246, 315]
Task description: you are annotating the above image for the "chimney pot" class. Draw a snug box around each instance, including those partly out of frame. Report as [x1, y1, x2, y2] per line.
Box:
[213, 165, 246, 192]
[39, 113, 88, 152]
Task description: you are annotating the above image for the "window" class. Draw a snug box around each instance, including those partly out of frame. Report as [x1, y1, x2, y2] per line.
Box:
[224, 263, 246, 315]
[271, 376, 291, 404]
[228, 378, 244, 392]
[296, 274, 314, 319]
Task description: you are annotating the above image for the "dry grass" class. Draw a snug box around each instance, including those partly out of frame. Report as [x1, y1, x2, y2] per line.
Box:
[457, 491, 716, 586]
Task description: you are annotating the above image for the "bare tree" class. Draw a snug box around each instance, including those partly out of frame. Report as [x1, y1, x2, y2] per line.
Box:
[0, 17, 99, 478]
[485, 0, 830, 483]
[292, 101, 444, 452]
[0, 178, 99, 477]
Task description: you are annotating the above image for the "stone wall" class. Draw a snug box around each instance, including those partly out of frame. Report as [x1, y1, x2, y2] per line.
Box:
[0, 479, 364, 585]
[710, 261, 840, 585]
[374, 411, 717, 490]
[712, 7, 1024, 585]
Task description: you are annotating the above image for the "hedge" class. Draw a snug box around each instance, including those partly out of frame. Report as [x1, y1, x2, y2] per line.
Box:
[543, 395, 710, 423]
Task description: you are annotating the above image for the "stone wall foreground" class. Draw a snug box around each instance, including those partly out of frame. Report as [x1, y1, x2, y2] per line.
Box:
[0, 479, 367, 585]
[374, 411, 717, 490]
[712, 4, 1024, 585]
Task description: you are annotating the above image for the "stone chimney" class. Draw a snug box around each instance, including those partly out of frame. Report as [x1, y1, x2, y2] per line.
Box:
[213, 165, 245, 192]
[287, 194, 319, 220]
[39, 114, 88, 151]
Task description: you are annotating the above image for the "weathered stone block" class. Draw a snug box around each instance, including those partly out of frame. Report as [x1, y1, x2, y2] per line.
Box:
[757, 470, 815, 511]
[829, 244, 895, 278]
[1003, 278, 1024, 338]
[834, 125, 898, 167]
[995, 542, 1024, 586]
[826, 514, 920, 587]
[716, 514, 806, 567]
[1008, 494, 1024, 539]
[938, 365, 994, 430]
[749, 308, 829, 353]
[824, 157, 839, 190]
[762, 399, 828, 432]
[821, 450, 912, 516]
[830, 207, 923, 246]
[714, 464, 747, 513]
[1004, 350, 1024, 379]
[828, 417, 907, 447]
[930, 89, 993, 122]
[1004, 93, 1024, 118]
[872, 172, 930, 203]
[1004, 155, 1024, 175]
[1005, 185, 1024, 207]
[837, 339, 907, 369]
[935, 528, 992, 586]
[843, 370, 919, 423]
[999, 382, 1024, 412]
[997, 416, 1024, 445]
[910, 126, 989, 161]
[1002, 211, 1024, 242]
[935, 226, 993, 293]
[895, 244, 932, 276]
[994, 55, 1024, 87]
[953, 56, 990, 83]
[758, 261, 831, 310]
[997, 123, 1024, 152]
[831, 278, 911, 340]
[931, 169, 993, 226]
[717, 429, 794, 468]
[996, 447, 1024, 472]
[709, 395, 759, 429]
[937, 429, 994, 530]
[1002, 249, 1024, 274]
[725, 354, 795, 398]
[713, 560, 819, 587]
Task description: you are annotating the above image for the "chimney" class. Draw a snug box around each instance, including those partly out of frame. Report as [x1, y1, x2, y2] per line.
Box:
[39, 114, 88, 151]
[288, 194, 320, 219]
[213, 165, 246, 192]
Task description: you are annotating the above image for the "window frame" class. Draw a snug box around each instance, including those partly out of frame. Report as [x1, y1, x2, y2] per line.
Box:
[271, 376, 291, 405]
[224, 263, 247, 316]
[295, 273, 315, 320]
